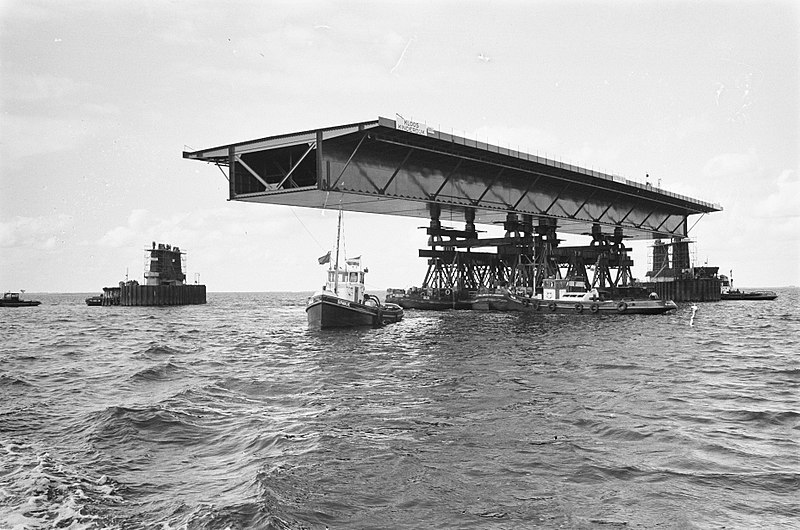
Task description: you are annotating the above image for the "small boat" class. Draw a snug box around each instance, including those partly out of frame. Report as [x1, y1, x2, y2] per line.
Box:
[720, 289, 777, 301]
[306, 210, 403, 329]
[85, 295, 103, 306]
[471, 289, 532, 311]
[719, 270, 777, 300]
[385, 287, 474, 310]
[472, 279, 677, 315]
[539, 288, 677, 314]
[1, 292, 41, 307]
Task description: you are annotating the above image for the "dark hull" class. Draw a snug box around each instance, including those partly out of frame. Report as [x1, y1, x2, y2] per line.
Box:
[89, 284, 207, 306]
[641, 278, 722, 302]
[721, 291, 777, 301]
[539, 299, 677, 314]
[472, 293, 529, 311]
[307, 294, 403, 328]
[0, 301, 41, 307]
[386, 293, 473, 310]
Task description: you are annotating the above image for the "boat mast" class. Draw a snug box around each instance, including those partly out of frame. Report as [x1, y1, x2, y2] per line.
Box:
[333, 207, 342, 295]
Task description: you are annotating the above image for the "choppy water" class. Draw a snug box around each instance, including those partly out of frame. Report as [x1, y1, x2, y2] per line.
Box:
[1, 289, 798, 529]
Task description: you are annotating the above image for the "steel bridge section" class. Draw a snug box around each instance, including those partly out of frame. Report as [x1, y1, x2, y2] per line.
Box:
[184, 117, 721, 241]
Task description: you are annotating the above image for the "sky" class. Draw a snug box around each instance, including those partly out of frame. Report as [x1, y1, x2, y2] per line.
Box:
[1, 0, 798, 292]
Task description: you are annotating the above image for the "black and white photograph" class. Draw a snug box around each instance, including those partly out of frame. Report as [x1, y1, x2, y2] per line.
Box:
[1, 1, 798, 528]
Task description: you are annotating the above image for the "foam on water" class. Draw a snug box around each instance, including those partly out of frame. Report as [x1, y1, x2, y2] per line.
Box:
[0, 440, 124, 529]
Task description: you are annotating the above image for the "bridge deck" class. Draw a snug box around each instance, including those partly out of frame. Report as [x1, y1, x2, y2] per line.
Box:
[183, 116, 721, 240]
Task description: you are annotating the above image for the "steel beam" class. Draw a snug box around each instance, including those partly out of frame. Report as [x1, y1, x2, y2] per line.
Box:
[185, 117, 721, 240]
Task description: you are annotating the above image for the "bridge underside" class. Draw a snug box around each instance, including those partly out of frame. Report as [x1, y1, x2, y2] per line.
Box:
[184, 117, 721, 295]
[184, 116, 719, 240]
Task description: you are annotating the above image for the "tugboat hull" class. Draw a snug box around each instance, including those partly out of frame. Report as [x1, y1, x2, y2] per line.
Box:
[1, 292, 41, 307]
[0, 301, 41, 307]
[307, 294, 403, 329]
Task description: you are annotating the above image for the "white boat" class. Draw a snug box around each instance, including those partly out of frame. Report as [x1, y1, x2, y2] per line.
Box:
[472, 278, 677, 315]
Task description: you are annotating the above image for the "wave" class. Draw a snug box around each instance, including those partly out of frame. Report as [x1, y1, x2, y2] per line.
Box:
[0, 439, 125, 529]
[717, 408, 800, 427]
[0, 374, 33, 387]
[158, 501, 280, 530]
[130, 361, 184, 382]
[770, 367, 800, 377]
[89, 404, 208, 448]
[139, 343, 185, 357]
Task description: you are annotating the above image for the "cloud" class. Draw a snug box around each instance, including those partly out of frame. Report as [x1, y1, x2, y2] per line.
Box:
[674, 114, 714, 140]
[0, 214, 74, 249]
[3, 72, 82, 103]
[752, 169, 799, 222]
[0, 108, 120, 165]
[96, 205, 321, 251]
[701, 151, 760, 179]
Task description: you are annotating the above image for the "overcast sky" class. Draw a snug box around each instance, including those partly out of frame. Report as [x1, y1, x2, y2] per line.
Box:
[1, 1, 798, 292]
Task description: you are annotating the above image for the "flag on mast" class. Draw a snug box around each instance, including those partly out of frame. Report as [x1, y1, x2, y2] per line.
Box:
[318, 251, 331, 265]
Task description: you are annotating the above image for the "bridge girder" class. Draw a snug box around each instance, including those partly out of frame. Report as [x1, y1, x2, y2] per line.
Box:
[183, 117, 721, 240]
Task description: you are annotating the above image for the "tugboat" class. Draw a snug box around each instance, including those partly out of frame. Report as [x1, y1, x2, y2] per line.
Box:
[85, 295, 103, 306]
[719, 271, 777, 301]
[306, 210, 403, 328]
[1, 292, 41, 307]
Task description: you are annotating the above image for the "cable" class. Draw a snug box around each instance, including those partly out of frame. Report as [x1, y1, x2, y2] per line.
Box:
[289, 207, 326, 251]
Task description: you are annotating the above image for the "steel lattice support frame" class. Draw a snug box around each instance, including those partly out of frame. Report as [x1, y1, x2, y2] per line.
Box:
[414, 207, 640, 295]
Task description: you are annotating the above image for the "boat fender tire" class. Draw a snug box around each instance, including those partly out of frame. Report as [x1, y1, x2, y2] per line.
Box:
[617, 301, 627, 313]
[574, 303, 584, 313]
[444, 288, 452, 296]
[548, 302, 557, 312]
[532, 300, 541, 311]
[590, 303, 600, 313]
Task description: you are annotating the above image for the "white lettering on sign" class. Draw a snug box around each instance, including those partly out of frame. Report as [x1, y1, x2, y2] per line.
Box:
[337, 299, 351, 307]
[395, 114, 433, 136]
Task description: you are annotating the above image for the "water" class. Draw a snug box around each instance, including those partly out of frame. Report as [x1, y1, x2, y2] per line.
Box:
[1, 290, 798, 529]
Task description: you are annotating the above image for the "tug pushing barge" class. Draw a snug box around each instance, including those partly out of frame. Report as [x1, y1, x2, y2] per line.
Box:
[87, 243, 206, 306]
[183, 116, 722, 305]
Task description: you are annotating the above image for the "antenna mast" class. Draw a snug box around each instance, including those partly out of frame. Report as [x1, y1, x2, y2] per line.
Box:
[333, 207, 342, 295]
